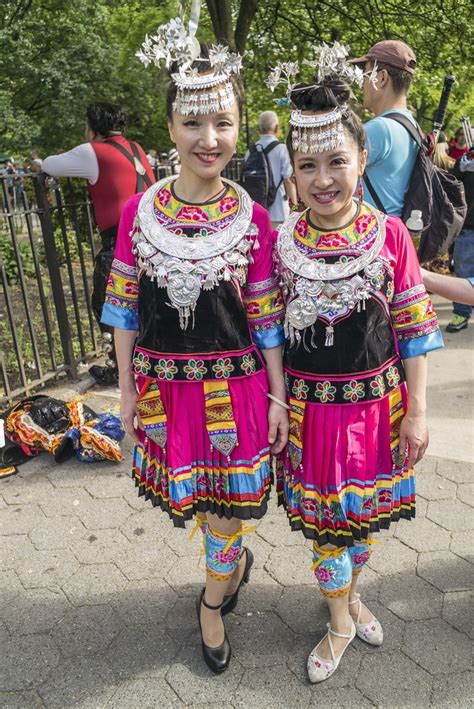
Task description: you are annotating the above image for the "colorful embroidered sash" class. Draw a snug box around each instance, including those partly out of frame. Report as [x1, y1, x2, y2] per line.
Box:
[203, 381, 238, 457]
[136, 379, 167, 449]
[288, 397, 305, 471]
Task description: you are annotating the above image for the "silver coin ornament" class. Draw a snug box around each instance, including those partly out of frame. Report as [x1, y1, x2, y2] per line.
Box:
[167, 273, 201, 308]
[286, 296, 319, 330]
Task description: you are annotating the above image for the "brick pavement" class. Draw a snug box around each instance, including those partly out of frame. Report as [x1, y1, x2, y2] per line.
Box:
[1, 299, 472, 708]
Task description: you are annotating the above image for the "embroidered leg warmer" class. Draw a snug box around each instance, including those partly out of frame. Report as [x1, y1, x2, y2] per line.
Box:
[203, 522, 256, 582]
[205, 524, 244, 582]
[311, 543, 352, 598]
[348, 541, 373, 575]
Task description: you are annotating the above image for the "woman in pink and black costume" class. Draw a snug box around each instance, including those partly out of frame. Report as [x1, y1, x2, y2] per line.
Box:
[101, 16, 288, 674]
[268, 45, 443, 683]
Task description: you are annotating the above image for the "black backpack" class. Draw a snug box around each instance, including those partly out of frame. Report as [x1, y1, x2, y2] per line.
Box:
[364, 113, 467, 262]
[239, 140, 282, 208]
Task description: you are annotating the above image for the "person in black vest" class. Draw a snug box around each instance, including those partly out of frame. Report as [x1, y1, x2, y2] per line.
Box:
[43, 104, 155, 385]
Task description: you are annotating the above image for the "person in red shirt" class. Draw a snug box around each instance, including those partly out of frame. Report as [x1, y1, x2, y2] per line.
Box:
[43, 103, 155, 385]
[448, 127, 468, 161]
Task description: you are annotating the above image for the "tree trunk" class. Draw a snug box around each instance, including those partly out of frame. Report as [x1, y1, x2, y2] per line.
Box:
[205, 0, 235, 50]
[235, 0, 260, 54]
[205, 0, 260, 53]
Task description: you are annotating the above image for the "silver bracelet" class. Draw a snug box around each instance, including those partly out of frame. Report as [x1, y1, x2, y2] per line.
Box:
[267, 392, 290, 410]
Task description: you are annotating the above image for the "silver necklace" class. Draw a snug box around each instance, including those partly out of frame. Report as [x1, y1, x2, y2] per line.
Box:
[136, 175, 253, 259]
[277, 205, 388, 346]
[133, 175, 257, 329]
[277, 206, 386, 281]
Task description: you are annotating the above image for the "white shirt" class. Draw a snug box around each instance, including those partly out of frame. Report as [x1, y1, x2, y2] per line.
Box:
[43, 143, 99, 185]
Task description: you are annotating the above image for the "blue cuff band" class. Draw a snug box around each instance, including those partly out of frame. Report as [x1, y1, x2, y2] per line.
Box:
[399, 329, 444, 359]
[101, 302, 138, 331]
[252, 326, 285, 349]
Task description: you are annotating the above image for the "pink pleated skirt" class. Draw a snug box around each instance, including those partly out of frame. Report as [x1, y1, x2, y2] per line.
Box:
[132, 369, 272, 527]
[277, 384, 415, 546]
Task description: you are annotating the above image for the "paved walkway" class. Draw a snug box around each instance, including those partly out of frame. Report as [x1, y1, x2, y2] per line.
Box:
[1, 298, 473, 708]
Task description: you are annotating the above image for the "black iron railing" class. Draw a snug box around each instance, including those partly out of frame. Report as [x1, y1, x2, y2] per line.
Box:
[0, 173, 100, 404]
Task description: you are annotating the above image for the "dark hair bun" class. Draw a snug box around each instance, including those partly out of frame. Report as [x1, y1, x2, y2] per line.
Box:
[290, 77, 352, 111]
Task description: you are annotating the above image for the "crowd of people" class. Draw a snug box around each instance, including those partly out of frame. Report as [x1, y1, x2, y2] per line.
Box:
[2, 11, 472, 685]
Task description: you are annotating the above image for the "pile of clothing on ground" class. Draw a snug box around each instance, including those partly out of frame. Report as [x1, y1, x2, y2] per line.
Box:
[0, 395, 124, 479]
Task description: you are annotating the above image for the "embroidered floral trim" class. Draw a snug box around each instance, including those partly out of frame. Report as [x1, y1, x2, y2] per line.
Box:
[153, 181, 240, 231]
[314, 381, 336, 402]
[370, 374, 386, 398]
[133, 351, 151, 375]
[285, 359, 405, 405]
[132, 348, 265, 381]
[183, 359, 208, 380]
[386, 365, 401, 388]
[343, 380, 366, 402]
[241, 353, 257, 375]
[154, 359, 179, 380]
[391, 284, 439, 341]
[212, 358, 235, 378]
[105, 258, 139, 311]
[292, 378, 310, 400]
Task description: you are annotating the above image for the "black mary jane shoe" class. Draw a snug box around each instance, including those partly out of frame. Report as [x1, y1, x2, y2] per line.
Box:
[196, 589, 231, 674]
[221, 547, 254, 616]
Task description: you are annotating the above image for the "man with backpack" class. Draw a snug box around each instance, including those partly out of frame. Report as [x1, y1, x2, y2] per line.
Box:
[43, 103, 155, 386]
[351, 41, 466, 264]
[240, 111, 296, 227]
[350, 40, 418, 217]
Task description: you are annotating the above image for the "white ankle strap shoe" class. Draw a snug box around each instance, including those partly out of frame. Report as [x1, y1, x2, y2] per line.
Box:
[307, 621, 356, 683]
[348, 593, 383, 646]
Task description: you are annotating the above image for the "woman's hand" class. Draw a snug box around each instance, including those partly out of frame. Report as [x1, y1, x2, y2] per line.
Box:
[119, 382, 141, 440]
[399, 413, 429, 467]
[268, 401, 289, 454]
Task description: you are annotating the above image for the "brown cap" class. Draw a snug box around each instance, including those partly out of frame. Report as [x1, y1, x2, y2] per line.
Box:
[349, 40, 417, 74]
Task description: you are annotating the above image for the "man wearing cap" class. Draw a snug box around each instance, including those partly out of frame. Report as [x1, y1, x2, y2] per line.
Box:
[350, 40, 418, 217]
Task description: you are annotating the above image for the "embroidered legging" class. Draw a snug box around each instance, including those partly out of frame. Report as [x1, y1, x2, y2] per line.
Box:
[205, 524, 244, 582]
[312, 541, 373, 597]
[348, 541, 372, 575]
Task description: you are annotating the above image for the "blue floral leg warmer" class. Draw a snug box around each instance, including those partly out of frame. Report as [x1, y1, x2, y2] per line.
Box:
[311, 543, 352, 598]
[205, 524, 244, 582]
[348, 542, 372, 576]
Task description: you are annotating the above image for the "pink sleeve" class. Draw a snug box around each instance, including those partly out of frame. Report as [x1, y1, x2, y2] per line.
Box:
[242, 203, 285, 349]
[101, 193, 142, 330]
[387, 217, 443, 358]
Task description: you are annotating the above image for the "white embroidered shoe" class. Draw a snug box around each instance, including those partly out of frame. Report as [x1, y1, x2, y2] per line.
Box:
[307, 621, 356, 683]
[348, 593, 383, 646]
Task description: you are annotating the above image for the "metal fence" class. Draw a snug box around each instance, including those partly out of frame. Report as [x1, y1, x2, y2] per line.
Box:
[0, 172, 101, 405]
[0, 157, 244, 405]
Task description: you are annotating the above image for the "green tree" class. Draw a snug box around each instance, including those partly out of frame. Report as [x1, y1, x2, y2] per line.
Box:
[1, 0, 472, 158]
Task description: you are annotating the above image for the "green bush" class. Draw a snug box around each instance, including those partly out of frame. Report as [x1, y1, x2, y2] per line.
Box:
[0, 237, 36, 285]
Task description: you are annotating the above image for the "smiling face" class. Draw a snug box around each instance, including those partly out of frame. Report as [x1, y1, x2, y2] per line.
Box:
[168, 94, 240, 181]
[293, 128, 367, 229]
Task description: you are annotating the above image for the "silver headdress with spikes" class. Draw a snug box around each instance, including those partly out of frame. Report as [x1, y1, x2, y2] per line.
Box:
[266, 42, 378, 154]
[136, 3, 242, 116]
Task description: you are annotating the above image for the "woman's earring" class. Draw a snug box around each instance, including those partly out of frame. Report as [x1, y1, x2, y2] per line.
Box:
[357, 177, 364, 207]
[290, 194, 306, 212]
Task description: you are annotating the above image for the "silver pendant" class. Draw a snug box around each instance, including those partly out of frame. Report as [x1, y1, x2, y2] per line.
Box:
[167, 273, 201, 309]
[286, 296, 318, 330]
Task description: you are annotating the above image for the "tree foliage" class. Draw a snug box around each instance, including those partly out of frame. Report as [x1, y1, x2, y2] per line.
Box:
[1, 0, 472, 158]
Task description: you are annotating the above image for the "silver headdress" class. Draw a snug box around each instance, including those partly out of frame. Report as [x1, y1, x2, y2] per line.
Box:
[136, 4, 242, 116]
[266, 42, 378, 154]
